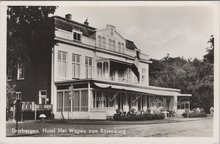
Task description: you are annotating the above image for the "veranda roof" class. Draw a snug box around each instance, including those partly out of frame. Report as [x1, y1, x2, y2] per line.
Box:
[55, 79, 191, 97]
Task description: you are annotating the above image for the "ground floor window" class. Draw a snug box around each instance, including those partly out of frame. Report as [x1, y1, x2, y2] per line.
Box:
[177, 101, 190, 109]
[16, 92, 22, 100]
[57, 89, 88, 112]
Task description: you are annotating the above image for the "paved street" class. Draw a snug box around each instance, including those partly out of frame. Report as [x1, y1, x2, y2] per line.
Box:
[6, 116, 213, 137]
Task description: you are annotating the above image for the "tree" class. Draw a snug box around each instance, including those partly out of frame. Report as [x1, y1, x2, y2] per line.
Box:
[6, 6, 57, 119]
[149, 43, 214, 113]
[7, 6, 57, 67]
[6, 83, 16, 120]
[204, 35, 214, 63]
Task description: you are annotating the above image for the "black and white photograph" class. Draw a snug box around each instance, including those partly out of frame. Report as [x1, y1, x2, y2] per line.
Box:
[0, 1, 219, 144]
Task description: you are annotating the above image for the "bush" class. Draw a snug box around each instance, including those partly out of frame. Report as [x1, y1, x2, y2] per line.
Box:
[113, 113, 165, 121]
[182, 111, 207, 118]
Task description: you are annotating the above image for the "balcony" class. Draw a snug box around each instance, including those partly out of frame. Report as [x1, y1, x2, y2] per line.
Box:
[96, 59, 139, 85]
[140, 53, 149, 61]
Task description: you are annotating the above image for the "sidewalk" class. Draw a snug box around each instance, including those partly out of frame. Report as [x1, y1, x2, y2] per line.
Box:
[7, 115, 213, 125]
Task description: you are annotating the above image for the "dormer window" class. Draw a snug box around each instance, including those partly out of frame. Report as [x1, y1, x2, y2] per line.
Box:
[72, 30, 82, 41]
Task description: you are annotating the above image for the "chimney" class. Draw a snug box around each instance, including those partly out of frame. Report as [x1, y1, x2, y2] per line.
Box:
[84, 18, 89, 26]
[65, 14, 72, 20]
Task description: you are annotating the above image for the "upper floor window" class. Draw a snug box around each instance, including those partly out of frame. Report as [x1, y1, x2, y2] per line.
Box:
[121, 43, 125, 53]
[102, 37, 106, 49]
[17, 62, 24, 80]
[97, 61, 109, 80]
[118, 42, 121, 53]
[142, 69, 146, 82]
[72, 54, 80, 78]
[58, 51, 67, 78]
[98, 35, 101, 47]
[103, 62, 109, 79]
[73, 30, 81, 41]
[109, 39, 112, 50]
[112, 40, 116, 51]
[125, 68, 132, 83]
[7, 67, 12, 81]
[97, 62, 102, 79]
[85, 57, 93, 78]
[16, 92, 22, 100]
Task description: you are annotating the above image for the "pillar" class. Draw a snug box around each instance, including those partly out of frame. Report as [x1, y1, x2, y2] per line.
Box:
[143, 95, 148, 112]
[173, 95, 178, 112]
[88, 82, 91, 112]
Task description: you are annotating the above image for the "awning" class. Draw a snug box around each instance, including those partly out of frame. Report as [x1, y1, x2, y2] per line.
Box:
[177, 94, 192, 97]
[94, 82, 189, 97]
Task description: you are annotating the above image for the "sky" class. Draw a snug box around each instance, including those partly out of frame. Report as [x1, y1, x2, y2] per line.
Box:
[55, 5, 215, 60]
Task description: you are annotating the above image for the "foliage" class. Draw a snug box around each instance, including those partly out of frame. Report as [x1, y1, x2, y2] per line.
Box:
[7, 6, 57, 68]
[6, 6, 57, 119]
[6, 83, 16, 120]
[149, 36, 214, 113]
[182, 111, 207, 118]
[113, 113, 165, 121]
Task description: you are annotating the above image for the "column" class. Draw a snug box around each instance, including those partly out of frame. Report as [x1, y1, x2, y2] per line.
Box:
[173, 95, 178, 112]
[143, 95, 148, 111]
[123, 92, 129, 112]
[88, 82, 91, 112]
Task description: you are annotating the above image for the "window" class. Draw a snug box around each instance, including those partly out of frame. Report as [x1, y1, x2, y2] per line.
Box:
[73, 32, 81, 41]
[72, 54, 80, 78]
[98, 36, 101, 47]
[118, 42, 121, 52]
[57, 90, 88, 112]
[93, 90, 106, 108]
[39, 90, 47, 104]
[58, 51, 67, 78]
[57, 91, 71, 112]
[85, 57, 93, 78]
[73, 91, 80, 111]
[103, 62, 109, 79]
[7, 67, 12, 81]
[109, 39, 112, 50]
[16, 92, 22, 100]
[121, 43, 125, 53]
[102, 37, 106, 48]
[63, 91, 71, 111]
[125, 68, 132, 83]
[97, 62, 102, 79]
[97, 61, 109, 79]
[57, 92, 63, 111]
[17, 62, 24, 80]
[81, 90, 88, 111]
[142, 69, 146, 82]
[112, 40, 116, 51]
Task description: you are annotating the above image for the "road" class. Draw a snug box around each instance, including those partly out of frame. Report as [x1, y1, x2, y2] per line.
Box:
[6, 116, 213, 137]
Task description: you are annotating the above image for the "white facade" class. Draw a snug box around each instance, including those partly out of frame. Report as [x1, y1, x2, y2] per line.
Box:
[51, 16, 191, 120]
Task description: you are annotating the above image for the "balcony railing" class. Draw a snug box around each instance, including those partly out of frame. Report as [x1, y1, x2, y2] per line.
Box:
[140, 53, 149, 60]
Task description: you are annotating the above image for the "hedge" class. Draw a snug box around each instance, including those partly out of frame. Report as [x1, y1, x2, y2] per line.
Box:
[182, 112, 207, 118]
[113, 113, 165, 121]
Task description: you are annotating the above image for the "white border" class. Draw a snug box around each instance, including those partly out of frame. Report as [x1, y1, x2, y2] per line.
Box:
[0, 1, 219, 144]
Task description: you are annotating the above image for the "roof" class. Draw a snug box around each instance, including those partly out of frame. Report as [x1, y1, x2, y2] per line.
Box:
[54, 79, 191, 97]
[54, 16, 96, 39]
[126, 39, 138, 51]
